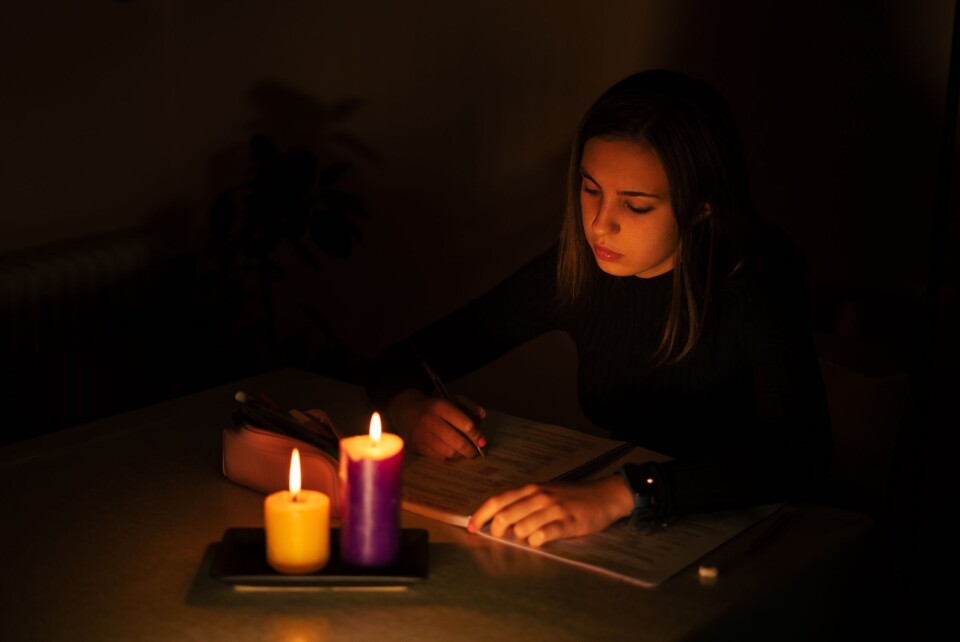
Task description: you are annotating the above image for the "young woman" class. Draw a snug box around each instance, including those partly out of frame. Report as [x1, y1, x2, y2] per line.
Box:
[364, 69, 831, 547]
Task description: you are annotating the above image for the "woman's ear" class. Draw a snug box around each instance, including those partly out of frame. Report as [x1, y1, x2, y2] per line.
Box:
[693, 203, 712, 224]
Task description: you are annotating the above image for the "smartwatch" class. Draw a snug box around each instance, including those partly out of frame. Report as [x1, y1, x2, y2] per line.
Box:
[617, 462, 663, 528]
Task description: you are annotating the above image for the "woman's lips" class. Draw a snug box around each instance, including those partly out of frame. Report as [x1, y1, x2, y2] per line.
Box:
[594, 244, 623, 262]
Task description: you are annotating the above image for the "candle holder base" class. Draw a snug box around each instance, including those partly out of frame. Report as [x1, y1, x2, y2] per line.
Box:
[209, 527, 428, 587]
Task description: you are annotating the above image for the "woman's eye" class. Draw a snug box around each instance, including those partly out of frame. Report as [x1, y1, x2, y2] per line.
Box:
[627, 204, 653, 214]
[581, 185, 599, 196]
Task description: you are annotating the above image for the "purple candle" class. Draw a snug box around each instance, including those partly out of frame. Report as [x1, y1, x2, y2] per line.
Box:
[338, 412, 404, 567]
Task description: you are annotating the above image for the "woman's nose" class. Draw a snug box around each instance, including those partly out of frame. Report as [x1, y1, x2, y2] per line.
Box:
[591, 199, 619, 236]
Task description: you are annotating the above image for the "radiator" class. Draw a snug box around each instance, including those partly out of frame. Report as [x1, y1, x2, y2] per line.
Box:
[0, 231, 188, 443]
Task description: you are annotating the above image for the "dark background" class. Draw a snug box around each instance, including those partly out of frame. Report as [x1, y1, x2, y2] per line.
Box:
[1, 1, 955, 633]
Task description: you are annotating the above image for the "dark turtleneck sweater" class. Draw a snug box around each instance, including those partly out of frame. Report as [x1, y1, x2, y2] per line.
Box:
[364, 243, 831, 517]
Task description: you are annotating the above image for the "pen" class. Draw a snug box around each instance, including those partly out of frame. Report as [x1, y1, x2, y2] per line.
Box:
[412, 348, 487, 458]
[234, 391, 339, 457]
[238, 392, 340, 439]
[289, 408, 344, 440]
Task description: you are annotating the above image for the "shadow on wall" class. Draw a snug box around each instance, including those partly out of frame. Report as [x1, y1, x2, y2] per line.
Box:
[195, 79, 377, 385]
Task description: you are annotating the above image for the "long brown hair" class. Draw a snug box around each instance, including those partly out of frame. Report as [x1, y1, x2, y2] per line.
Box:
[557, 70, 759, 364]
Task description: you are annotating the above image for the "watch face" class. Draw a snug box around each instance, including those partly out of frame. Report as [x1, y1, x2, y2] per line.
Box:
[618, 467, 646, 506]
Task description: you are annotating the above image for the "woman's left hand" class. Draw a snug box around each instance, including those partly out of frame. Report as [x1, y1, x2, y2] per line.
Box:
[466, 474, 635, 547]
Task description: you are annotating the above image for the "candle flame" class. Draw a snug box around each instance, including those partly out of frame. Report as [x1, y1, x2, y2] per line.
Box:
[289, 448, 302, 500]
[369, 411, 382, 446]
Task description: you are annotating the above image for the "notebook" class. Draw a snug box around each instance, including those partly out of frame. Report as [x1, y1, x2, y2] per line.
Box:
[400, 409, 782, 588]
[400, 409, 637, 527]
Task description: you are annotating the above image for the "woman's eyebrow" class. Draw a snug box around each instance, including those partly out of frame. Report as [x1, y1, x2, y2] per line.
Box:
[580, 167, 661, 199]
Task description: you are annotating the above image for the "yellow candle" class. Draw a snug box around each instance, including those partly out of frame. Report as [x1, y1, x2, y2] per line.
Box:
[264, 448, 331, 574]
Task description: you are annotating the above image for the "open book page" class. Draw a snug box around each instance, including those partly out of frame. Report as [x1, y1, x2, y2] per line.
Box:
[401, 410, 634, 527]
[476, 503, 782, 588]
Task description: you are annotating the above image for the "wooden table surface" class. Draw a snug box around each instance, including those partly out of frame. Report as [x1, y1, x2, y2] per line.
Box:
[0, 368, 881, 641]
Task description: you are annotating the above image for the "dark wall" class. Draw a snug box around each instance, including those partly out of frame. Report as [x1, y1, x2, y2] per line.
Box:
[3, 2, 953, 346]
[1, 1, 956, 464]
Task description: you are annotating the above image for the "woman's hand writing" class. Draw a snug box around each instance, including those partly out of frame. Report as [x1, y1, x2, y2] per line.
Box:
[387, 388, 486, 459]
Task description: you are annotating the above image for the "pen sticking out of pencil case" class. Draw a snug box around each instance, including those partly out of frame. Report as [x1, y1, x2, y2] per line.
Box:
[222, 394, 341, 517]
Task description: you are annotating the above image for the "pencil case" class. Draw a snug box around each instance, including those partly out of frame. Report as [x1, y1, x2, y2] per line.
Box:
[222, 421, 341, 517]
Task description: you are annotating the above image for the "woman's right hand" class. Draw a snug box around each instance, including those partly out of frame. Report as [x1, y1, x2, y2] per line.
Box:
[386, 389, 486, 459]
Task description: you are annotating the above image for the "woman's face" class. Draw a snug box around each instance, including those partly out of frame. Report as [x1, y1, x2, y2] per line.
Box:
[580, 137, 679, 279]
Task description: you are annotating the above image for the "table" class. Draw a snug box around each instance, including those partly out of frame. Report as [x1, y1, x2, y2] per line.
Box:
[0, 368, 884, 641]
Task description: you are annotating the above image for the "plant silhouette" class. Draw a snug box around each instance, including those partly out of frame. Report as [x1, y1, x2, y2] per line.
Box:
[198, 80, 374, 380]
